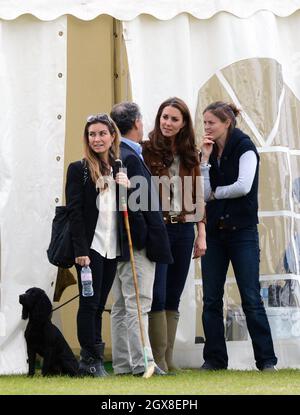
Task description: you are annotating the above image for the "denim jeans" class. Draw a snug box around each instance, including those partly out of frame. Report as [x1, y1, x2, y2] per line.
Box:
[151, 222, 195, 312]
[201, 226, 277, 370]
[76, 249, 117, 354]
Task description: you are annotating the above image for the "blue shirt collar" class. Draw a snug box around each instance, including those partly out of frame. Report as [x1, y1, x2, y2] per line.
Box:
[121, 137, 142, 157]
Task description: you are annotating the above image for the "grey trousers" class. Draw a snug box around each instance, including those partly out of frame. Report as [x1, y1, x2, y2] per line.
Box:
[111, 248, 155, 375]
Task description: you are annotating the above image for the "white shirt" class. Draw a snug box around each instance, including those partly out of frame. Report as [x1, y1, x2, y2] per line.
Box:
[91, 174, 120, 259]
[201, 150, 257, 201]
[169, 155, 182, 215]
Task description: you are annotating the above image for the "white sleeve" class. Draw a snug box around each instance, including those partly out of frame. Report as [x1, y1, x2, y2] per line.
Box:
[200, 164, 212, 202]
[215, 151, 257, 199]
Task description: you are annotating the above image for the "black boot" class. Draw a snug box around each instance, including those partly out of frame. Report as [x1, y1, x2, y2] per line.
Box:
[78, 343, 109, 377]
[94, 342, 109, 377]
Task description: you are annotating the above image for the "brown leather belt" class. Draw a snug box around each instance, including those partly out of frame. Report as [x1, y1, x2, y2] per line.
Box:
[163, 214, 186, 224]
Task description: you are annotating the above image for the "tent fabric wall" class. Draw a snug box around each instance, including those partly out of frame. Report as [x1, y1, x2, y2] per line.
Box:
[123, 10, 300, 368]
[1, 1, 300, 374]
[0, 15, 67, 374]
[124, 11, 300, 139]
[1, 0, 300, 21]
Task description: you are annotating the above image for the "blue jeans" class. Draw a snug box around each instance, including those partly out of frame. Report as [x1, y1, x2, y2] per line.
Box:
[201, 226, 277, 370]
[151, 223, 195, 312]
[76, 249, 117, 354]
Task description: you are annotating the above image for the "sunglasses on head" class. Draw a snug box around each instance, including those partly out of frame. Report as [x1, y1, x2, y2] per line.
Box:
[87, 113, 111, 123]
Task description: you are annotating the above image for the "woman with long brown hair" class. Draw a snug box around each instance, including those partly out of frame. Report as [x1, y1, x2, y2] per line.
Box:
[143, 97, 206, 372]
[66, 113, 130, 377]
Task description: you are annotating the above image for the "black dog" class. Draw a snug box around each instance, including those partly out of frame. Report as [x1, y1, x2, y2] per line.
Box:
[19, 287, 78, 376]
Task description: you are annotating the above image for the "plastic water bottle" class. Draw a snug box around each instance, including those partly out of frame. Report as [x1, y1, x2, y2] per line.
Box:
[81, 265, 94, 297]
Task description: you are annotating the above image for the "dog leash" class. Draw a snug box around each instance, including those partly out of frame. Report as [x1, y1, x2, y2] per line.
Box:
[52, 294, 111, 314]
[52, 294, 79, 312]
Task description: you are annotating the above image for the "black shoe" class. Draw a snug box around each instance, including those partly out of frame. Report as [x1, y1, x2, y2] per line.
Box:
[78, 347, 109, 377]
[154, 365, 168, 375]
[199, 362, 226, 371]
[260, 364, 277, 372]
[155, 365, 177, 376]
[93, 343, 109, 377]
[78, 357, 109, 377]
[133, 365, 168, 377]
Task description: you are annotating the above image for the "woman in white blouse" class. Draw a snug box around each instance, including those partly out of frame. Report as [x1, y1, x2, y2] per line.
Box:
[66, 114, 130, 377]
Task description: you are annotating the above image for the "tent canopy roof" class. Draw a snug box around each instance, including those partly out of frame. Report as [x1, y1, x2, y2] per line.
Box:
[1, 0, 300, 21]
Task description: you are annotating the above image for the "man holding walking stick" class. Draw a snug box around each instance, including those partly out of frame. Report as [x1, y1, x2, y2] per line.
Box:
[110, 102, 173, 377]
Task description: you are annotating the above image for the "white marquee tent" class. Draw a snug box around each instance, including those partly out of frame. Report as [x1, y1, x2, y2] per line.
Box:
[1, 0, 300, 373]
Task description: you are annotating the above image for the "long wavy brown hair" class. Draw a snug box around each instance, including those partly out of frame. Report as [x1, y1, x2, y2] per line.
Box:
[148, 97, 199, 170]
[83, 114, 120, 185]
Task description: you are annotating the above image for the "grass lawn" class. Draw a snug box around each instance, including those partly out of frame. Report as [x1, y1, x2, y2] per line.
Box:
[0, 368, 300, 395]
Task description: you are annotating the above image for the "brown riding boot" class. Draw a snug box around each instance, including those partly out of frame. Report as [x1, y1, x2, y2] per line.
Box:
[148, 311, 168, 372]
[165, 310, 180, 371]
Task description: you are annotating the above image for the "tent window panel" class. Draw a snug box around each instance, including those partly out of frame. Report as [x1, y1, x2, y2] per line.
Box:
[259, 216, 290, 275]
[258, 152, 290, 212]
[291, 155, 300, 214]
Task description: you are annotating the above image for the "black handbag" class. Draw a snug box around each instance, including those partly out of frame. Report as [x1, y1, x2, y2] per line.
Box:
[47, 160, 88, 268]
[47, 206, 74, 268]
